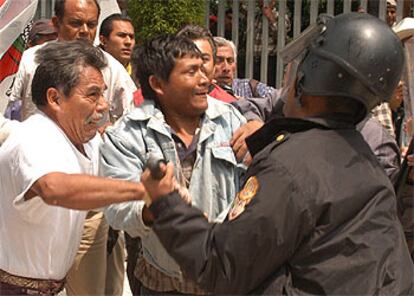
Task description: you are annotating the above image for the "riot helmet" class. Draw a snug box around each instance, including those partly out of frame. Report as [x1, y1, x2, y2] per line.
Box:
[280, 13, 404, 121]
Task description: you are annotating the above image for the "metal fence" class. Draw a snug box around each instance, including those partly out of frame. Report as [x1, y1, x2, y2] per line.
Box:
[36, 0, 410, 87]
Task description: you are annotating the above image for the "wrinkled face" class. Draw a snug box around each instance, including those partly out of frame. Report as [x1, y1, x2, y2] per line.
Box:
[54, 0, 99, 43]
[193, 38, 215, 82]
[56, 66, 108, 146]
[214, 45, 236, 86]
[101, 20, 135, 66]
[157, 56, 210, 118]
[387, 4, 396, 26]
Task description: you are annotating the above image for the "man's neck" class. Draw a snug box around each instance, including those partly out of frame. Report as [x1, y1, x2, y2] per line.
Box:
[164, 113, 201, 148]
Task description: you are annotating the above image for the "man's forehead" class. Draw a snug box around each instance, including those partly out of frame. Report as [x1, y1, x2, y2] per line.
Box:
[112, 20, 134, 31]
[194, 38, 213, 54]
[174, 55, 203, 67]
[217, 46, 234, 57]
[63, 0, 99, 18]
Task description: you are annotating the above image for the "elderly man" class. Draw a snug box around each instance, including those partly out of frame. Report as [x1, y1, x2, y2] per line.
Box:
[8, 0, 137, 294]
[101, 34, 246, 295]
[213, 36, 275, 99]
[0, 40, 148, 295]
[11, 0, 136, 122]
[141, 13, 414, 295]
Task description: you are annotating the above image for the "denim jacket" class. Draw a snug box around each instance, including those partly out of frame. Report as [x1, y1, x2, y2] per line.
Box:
[101, 96, 246, 279]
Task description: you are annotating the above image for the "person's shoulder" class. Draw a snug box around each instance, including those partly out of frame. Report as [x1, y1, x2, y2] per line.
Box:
[100, 49, 125, 69]
[206, 95, 245, 123]
[18, 43, 47, 70]
[105, 101, 157, 138]
[209, 84, 237, 103]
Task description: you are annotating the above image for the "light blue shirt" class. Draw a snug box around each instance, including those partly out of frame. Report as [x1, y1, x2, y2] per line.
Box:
[101, 96, 246, 279]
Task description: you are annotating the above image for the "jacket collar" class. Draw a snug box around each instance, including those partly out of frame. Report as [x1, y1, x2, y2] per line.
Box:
[246, 116, 355, 157]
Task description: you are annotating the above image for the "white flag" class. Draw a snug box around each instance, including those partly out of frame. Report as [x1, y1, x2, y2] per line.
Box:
[0, 0, 38, 59]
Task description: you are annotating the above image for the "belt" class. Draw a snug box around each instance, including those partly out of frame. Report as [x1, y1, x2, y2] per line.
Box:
[0, 269, 65, 294]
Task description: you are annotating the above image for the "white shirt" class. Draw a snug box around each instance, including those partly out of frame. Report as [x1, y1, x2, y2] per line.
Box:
[10, 41, 137, 121]
[0, 112, 101, 280]
[0, 114, 18, 146]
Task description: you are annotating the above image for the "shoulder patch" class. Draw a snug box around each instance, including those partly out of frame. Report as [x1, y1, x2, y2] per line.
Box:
[229, 176, 259, 221]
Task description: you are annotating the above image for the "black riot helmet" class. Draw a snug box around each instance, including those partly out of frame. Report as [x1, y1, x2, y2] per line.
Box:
[281, 12, 404, 121]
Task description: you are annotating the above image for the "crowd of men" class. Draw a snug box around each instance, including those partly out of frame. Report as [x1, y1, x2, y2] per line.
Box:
[0, 0, 414, 295]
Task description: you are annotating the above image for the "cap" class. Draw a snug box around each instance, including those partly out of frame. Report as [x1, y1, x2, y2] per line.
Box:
[393, 17, 414, 40]
[29, 19, 57, 42]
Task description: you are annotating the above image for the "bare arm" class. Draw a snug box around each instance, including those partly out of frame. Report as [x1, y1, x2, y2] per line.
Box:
[26, 172, 147, 210]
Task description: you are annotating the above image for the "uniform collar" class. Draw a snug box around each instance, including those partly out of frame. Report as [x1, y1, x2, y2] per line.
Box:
[246, 116, 355, 157]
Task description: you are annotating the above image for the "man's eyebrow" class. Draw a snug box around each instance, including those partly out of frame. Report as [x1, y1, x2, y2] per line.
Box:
[87, 85, 104, 93]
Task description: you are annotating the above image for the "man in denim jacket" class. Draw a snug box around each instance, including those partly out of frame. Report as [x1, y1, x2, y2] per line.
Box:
[100, 35, 246, 295]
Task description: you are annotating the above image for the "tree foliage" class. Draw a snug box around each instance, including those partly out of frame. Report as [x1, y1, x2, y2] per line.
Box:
[128, 0, 205, 42]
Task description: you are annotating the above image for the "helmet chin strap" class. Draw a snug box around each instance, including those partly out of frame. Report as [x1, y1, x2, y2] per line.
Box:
[295, 71, 305, 107]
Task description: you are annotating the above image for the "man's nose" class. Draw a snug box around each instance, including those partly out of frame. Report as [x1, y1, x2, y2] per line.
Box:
[222, 60, 231, 72]
[97, 94, 109, 113]
[199, 69, 209, 85]
[79, 23, 89, 34]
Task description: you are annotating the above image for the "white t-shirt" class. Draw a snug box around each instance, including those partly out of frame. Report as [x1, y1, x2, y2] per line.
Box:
[0, 114, 18, 146]
[10, 41, 137, 121]
[0, 112, 101, 280]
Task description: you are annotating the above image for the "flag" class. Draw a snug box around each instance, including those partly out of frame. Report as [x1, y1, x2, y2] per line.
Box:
[94, 0, 121, 46]
[0, 0, 38, 114]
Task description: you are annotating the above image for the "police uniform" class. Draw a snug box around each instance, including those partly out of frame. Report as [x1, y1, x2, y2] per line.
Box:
[145, 12, 414, 295]
[148, 116, 414, 295]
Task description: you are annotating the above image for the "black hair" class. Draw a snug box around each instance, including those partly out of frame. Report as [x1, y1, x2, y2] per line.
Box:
[132, 34, 201, 101]
[99, 13, 133, 38]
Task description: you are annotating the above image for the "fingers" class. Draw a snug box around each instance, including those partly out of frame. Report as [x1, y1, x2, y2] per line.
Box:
[231, 121, 263, 162]
[244, 152, 253, 166]
[235, 142, 249, 162]
[141, 162, 176, 205]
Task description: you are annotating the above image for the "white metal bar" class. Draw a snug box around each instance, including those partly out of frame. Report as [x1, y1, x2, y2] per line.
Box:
[232, 0, 239, 48]
[232, 1, 239, 77]
[260, 0, 270, 83]
[293, 0, 302, 38]
[310, 0, 318, 25]
[360, 0, 368, 12]
[40, 0, 46, 18]
[327, 0, 334, 15]
[343, 0, 352, 13]
[396, 0, 404, 23]
[276, 0, 287, 87]
[217, 0, 225, 37]
[378, 0, 386, 21]
[245, 0, 255, 78]
[51, 0, 55, 16]
[204, 0, 210, 30]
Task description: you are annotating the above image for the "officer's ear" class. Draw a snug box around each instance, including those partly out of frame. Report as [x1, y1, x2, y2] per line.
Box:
[149, 75, 165, 97]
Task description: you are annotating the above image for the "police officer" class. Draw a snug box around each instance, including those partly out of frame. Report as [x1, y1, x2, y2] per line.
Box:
[140, 13, 414, 295]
